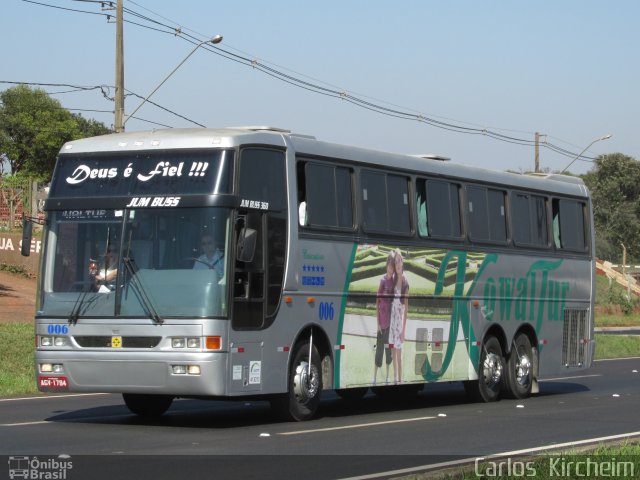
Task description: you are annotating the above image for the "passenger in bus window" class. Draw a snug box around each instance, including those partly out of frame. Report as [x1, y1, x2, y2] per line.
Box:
[374, 251, 395, 384]
[389, 249, 409, 384]
[93, 245, 119, 292]
[193, 234, 224, 277]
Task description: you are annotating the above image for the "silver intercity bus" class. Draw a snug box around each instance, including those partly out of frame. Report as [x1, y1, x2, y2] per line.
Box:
[25, 127, 595, 421]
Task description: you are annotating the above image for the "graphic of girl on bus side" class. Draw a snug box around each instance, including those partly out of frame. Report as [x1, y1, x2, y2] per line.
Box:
[389, 249, 409, 384]
[374, 251, 396, 384]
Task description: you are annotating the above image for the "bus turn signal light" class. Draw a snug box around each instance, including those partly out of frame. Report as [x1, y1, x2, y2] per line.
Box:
[206, 336, 221, 350]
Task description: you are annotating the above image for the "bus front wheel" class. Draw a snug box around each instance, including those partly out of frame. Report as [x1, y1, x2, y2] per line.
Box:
[123, 393, 173, 417]
[271, 341, 322, 421]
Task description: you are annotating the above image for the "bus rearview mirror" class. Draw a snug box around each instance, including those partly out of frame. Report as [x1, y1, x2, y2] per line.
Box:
[21, 219, 33, 257]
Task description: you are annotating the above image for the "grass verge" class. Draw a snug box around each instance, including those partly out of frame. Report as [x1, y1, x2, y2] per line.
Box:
[596, 312, 640, 327]
[0, 322, 37, 396]
[594, 334, 640, 359]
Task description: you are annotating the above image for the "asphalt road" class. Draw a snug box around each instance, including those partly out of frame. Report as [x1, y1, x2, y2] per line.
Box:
[2, 358, 640, 480]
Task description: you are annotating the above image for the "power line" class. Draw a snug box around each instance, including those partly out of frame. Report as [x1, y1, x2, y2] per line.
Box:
[0, 80, 205, 127]
[21, 0, 108, 17]
[18, 1, 605, 163]
[111, 5, 600, 161]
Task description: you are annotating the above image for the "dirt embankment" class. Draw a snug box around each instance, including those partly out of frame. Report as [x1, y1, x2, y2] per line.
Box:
[0, 271, 36, 323]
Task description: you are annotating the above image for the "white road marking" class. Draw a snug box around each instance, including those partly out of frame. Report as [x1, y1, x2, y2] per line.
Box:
[1, 420, 50, 427]
[541, 373, 602, 381]
[0, 393, 110, 403]
[279, 416, 436, 435]
[338, 431, 640, 480]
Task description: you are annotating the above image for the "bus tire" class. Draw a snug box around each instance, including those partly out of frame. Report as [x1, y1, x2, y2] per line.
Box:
[504, 333, 533, 399]
[271, 341, 322, 421]
[122, 393, 173, 417]
[465, 336, 504, 403]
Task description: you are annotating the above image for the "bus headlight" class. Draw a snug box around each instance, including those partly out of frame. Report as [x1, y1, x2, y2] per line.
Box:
[171, 337, 202, 349]
[39, 336, 68, 347]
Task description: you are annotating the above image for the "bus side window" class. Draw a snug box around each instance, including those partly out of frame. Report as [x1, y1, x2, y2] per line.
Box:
[467, 185, 507, 243]
[420, 179, 462, 239]
[512, 193, 549, 247]
[297, 160, 354, 229]
[552, 198, 586, 251]
[361, 171, 387, 231]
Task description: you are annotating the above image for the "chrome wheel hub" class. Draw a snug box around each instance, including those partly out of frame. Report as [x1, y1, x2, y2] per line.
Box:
[515, 354, 532, 386]
[483, 352, 503, 387]
[293, 361, 319, 403]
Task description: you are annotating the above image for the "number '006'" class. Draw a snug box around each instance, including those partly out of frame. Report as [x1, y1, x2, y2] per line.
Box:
[319, 302, 334, 321]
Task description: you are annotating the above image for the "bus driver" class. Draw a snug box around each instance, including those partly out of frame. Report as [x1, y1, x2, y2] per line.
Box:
[193, 234, 224, 277]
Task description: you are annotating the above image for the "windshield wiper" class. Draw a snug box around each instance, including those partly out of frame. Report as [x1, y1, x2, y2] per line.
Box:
[68, 290, 86, 325]
[68, 283, 96, 325]
[122, 256, 164, 324]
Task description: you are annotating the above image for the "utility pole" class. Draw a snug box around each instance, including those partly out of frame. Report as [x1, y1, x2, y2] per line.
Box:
[114, 0, 125, 132]
[534, 132, 541, 173]
[621, 243, 631, 300]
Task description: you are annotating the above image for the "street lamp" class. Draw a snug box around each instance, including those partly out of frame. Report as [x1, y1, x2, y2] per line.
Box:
[560, 134, 612, 173]
[123, 35, 223, 127]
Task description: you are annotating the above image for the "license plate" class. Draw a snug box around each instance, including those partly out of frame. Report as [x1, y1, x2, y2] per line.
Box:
[111, 336, 122, 348]
[38, 376, 69, 390]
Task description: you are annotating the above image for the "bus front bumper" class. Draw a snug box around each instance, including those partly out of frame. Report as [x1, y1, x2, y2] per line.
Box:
[35, 350, 228, 396]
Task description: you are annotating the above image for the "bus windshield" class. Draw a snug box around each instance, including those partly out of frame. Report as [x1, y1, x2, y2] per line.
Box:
[40, 206, 230, 319]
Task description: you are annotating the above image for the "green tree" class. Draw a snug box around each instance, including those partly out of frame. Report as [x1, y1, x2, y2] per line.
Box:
[73, 113, 112, 139]
[583, 153, 640, 263]
[0, 85, 111, 181]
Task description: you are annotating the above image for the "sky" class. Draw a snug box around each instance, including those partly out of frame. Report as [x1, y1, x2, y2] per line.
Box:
[2, 0, 638, 175]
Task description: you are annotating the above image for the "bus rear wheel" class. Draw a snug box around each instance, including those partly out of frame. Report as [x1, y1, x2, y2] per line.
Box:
[271, 341, 322, 421]
[122, 393, 173, 417]
[504, 333, 533, 399]
[465, 336, 504, 402]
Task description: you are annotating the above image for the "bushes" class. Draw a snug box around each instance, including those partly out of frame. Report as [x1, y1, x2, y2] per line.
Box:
[596, 275, 639, 315]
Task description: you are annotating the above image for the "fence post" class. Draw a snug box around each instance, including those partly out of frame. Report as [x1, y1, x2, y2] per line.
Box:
[31, 180, 38, 219]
